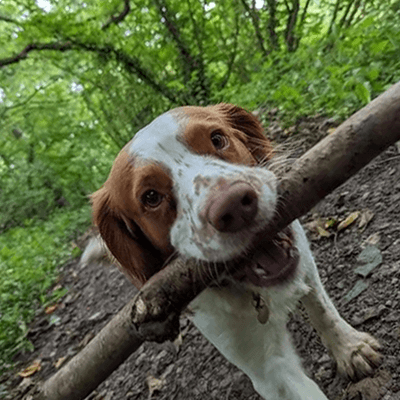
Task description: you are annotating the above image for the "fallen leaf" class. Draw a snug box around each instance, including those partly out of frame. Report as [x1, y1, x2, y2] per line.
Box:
[396, 140, 400, 153]
[79, 332, 95, 347]
[304, 218, 333, 238]
[18, 377, 33, 391]
[358, 209, 374, 229]
[18, 360, 41, 378]
[343, 280, 369, 304]
[54, 356, 67, 369]
[49, 314, 61, 326]
[362, 233, 381, 247]
[324, 218, 337, 229]
[362, 305, 386, 323]
[45, 304, 58, 314]
[316, 225, 331, 237]
[173, 332, 183, 349]
[347, 370, 391, 400]
[354, 246, 382, 277]
[337, 211, 360, 231]
[52, 283, 62, 292]
[146, 375, 166, 397]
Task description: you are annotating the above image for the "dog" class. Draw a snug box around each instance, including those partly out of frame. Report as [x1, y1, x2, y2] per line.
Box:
[92, 104, 381, 399]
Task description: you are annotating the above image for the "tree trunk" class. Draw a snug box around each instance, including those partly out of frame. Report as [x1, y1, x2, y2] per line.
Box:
[266, 0, 279, 50]
[240, 0, 269, 57]
[328, 0, 341, 35]
[285, 0, 300, 52]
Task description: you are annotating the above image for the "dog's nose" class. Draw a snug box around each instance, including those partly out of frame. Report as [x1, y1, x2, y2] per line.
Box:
[204, 182, 258, 232]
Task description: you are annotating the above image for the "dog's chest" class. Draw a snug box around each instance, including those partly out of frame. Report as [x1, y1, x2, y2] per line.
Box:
[190, 266, 310, 329]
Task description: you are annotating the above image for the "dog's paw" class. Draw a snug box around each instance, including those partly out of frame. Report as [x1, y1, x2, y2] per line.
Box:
[334, 331, 382, 380]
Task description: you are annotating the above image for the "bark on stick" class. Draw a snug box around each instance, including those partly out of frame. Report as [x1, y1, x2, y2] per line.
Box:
[36, 80, 400, 400]
[132, 79, 400, 336]
[35, 298, 142, 400]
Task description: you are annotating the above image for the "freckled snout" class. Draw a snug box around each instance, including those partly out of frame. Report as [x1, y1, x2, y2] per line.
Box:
[201, 182, 258, 232]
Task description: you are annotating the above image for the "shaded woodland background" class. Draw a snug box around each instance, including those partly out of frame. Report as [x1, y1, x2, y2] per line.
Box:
[0, 0, 399, 378]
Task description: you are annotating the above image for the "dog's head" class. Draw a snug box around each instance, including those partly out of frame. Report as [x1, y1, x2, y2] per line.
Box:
[92, 104, 279, 287]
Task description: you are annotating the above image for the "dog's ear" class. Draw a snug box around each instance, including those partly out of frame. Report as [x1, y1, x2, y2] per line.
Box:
[214, 103, 273, 163]
[91, 187, 163, 288]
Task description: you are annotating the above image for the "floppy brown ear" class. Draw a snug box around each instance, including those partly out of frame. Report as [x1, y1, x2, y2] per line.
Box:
[214, 103, 273, 163]
[91, 187, 163, 289]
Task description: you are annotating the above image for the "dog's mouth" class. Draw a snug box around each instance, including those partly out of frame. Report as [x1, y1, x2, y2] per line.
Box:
[232, 227, 299, 287]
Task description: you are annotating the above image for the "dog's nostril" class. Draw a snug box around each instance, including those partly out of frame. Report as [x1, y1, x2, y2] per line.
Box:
[241, 194, 253, 206]
[221, 214, 234, 226]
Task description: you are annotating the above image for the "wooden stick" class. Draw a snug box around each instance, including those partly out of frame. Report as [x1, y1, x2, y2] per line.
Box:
[34, 298, 142, 400]
[132, 79, 400, 336]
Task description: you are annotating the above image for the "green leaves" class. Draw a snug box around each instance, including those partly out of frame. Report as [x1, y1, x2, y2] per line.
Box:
[0, 207, 91, 372]
[221, 1, 400, 124]
[354, 82, 371, 104]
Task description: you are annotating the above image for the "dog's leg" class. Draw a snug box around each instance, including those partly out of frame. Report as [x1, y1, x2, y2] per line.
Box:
[295, 223, 382, 379]
[301, 280, 381, 379]
[191, 286, 328, 400]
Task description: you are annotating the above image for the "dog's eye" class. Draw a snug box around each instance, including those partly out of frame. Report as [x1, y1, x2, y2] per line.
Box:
[142, 190, 163, 207]
[211, 130, 228, 150]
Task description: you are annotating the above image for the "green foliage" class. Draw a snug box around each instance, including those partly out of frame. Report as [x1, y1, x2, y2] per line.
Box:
[0, 207, 90, 372]
[221, 5, 400, 123]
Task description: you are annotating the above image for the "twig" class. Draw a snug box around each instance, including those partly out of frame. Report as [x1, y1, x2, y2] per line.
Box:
[102, 0, 131, 30]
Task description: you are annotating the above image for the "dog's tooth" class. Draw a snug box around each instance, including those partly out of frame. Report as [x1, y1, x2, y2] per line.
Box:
[254, 267, 266, 275]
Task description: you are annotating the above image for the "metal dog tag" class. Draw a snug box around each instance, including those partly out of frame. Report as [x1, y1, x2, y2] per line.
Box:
[252, 292, 270, 325]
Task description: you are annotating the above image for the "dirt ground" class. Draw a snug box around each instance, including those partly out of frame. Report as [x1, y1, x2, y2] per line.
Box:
[2, 117, 400, 400]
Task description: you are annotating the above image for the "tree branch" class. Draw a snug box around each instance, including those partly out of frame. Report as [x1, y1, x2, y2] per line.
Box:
[152, 0, 209, 102]
[265, 0, 279, 50]
[295, 0, 311, 47]
[344, 0, 361, 28]
[338, 0, 355, 29]
[299, 0, 311, 28]
[153, 0, 197, 81]
[283, 0, 291, 13]
[240, 0, 269, 57]
[186, 0, 204, 56]
[0, 79, 58, 118]
[33, 79, 400, 400]
[0, 41, 179, 103]
[285, 0, 300, 52]
[102, 0, 131, 30]
[0, 42, 73, 67]
[81, 42, 178, 103]
[328, 0, 341, 35]
[219, 12, 240, 90]
[0, 15, 20, 24]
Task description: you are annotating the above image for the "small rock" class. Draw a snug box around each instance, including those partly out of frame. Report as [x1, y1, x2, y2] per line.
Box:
[343, 280, 369, 304]
[354, 246, 382, 277]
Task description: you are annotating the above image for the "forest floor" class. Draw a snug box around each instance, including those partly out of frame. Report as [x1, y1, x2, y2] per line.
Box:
[2, 116, 400, 400]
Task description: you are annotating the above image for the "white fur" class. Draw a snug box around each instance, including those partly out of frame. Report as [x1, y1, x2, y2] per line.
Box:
[80, 236, 106, 267]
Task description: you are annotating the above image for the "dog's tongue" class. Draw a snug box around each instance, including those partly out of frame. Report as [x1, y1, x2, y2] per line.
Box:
[233, 229, 299, 286]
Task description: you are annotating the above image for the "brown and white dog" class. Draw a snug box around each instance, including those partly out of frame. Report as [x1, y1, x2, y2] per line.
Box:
[92, 104, 381, 399]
